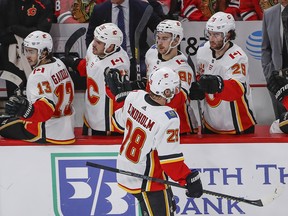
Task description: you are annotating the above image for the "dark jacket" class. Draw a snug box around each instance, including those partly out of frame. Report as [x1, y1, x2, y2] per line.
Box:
[86, 0, 162, 61]
[0, 0, 54, 45]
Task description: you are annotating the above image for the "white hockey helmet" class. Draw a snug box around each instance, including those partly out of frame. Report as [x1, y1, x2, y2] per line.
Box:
[94, 23, 123, 54]
[156, 19, 183, 46]
[24, 30, 53, 56]
[206, 12, 235, 36]
[149, 67, 180, 101]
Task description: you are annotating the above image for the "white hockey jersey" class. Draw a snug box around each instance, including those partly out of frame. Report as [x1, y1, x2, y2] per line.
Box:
[145, 45, 198, 134]
[26, 58, 75, 143]
[113, 90, 191, 193]
[84, 44, 130, 131]
[145, 45, 193, 92]
[197, 42, 256, 133]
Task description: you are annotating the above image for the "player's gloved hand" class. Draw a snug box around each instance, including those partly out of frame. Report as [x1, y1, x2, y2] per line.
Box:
[104, 67, 132, 102]
[60, 55, 81, 73]
[198, 74, 224, 94]
[185, 171, 203, 198]
[130, 77, 147, 90]
[14, 87, 26, 97]
[104, 67, 122, 95]
[279, 111, 288, 133]
[267, 70, 288, 102]
[189, 82, 205, 100]
[5, 95, 34, 118]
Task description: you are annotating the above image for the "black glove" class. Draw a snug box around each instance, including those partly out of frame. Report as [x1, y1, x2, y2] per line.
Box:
[60, 55, 81, 72]
[278, 68, 288, 78]
[267, 70, 288, 102]
[189, 82, 205, 100]
[5, 95, 34, 118]
[14, 87, 26, 97]
[104, 67, 132, 102]
[279, 111, 288, 133]
[185, 171, 203, 198]
[199, 74, 224, 94]
[130, 78, 147, 90]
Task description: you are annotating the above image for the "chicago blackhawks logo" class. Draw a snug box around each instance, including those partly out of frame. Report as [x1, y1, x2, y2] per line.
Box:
[259, 0, 278, 11]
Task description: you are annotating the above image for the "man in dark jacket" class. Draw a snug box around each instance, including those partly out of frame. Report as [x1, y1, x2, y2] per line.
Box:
[85, 0, 162, 80]
[0, 0, 54, 97]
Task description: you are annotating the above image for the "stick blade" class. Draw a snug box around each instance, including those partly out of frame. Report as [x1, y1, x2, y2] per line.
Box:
[0, 70, 23, 87]
[65, 27, 86, 56]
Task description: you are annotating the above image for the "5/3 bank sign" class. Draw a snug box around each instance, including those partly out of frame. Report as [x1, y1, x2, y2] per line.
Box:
[51, 152, 141, 216]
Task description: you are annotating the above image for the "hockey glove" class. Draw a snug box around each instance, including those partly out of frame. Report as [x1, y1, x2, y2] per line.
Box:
[60, 55, 81, 73]
[5, 95, 34, 118]
[189, 82, 205, 100]
[198, 74, 224, 94]
[130, 77, 147, 90]
[279, 111, 288, 134]
[14, 87, 26, 97]
[185, 171, 203, 198]
[104, 67, 132, 102]
[278, 68, 288, 78]
[267, 70, 288, 102]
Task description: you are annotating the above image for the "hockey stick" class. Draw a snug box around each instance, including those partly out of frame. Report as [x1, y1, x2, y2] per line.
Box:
[86, 161, 283, 207]
[0, 70, 23, 87]
[187, 54, 204, 131]
[134, 5, 153, 80]
[65, 27, 86, 57]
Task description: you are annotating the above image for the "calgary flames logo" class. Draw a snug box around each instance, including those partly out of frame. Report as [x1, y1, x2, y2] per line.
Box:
[27, 5, 37, 16]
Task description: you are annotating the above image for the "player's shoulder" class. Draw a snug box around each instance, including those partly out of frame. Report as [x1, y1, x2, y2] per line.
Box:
[86, 43, 94, 57]
[170, 54, 192, 72]
[173, 51, 187, 61]
[146, 45, 158, 56]
[118, 47, 130, 60]
[150, 44, 157, 50]
[105, 50, 130, 67]
[199, 41, 210, 49]
[126, 89, 144, 100]
[29, 58, 62, 78]
[224, 43, 248, 62]
[197, 41, 211, 54]
[28, 66, 50, 83]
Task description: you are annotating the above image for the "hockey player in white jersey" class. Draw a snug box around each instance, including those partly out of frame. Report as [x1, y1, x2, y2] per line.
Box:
[62, 23, 130, 135]
[1, 30, 75, 144]
[110, 67, 203, 216]
[145, 19, 199, 134]
[193, 12, 256, 134]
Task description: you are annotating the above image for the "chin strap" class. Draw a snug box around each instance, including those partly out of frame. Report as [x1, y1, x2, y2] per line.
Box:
[214, 36, 230, 52]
